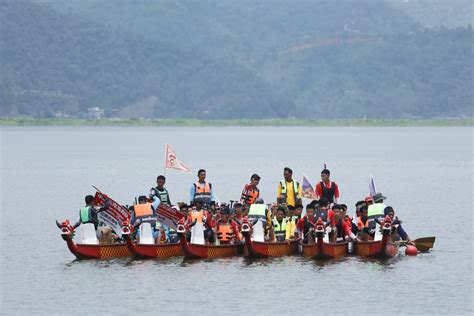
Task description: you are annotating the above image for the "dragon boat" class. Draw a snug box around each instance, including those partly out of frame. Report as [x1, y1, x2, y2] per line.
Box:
[121, 222, 182, 259]
[176, 220, 243, 259]
[300, 218, 348, 260]
[56, 220, 130, 260]
[241, 218, 298, 258]
[353, 215, 399, 259]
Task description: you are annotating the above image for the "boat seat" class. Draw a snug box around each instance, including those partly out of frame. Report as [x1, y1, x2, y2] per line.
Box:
[190, 222, 205, 245]
[139, 223, 155, 244]
[252, 220, 265, 242]
[80, 223, 99, 245]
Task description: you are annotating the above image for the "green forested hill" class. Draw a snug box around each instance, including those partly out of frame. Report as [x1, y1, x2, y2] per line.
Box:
[1, 0, 472, 118]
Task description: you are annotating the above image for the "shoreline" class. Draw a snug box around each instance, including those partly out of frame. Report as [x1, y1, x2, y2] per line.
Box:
[0, 117, 472, 127]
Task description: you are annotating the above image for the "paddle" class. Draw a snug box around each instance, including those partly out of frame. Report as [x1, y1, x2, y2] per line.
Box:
[399, 236, 435, 252]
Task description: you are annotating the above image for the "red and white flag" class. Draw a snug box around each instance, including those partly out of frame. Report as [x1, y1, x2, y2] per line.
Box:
[165, 144, 191, 173]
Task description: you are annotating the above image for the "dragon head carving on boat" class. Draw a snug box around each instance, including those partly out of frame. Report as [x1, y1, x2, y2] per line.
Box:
[381, 215, 393, 236]
[121, 220, 132, 236]
[314, 217, 325, 238]
[56, 219, 79, 240]
[176, 218, 187, 234]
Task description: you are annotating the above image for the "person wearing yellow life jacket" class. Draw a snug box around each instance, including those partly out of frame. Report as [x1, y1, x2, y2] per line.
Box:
[190, 169, 216, 208]
[277, 167, 302, 207]
[216, 206, 242, 244]
[367, 192, 387, 236]
[270, 207, 292, 242]
[240, 174, 261, 206]
[149, 175, 171, 206]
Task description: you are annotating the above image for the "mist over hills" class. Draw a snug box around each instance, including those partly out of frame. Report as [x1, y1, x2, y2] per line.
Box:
[1, 0, 472, 119]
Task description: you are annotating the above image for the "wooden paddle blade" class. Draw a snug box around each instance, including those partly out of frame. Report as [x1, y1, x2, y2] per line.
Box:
[413, 236, 435, 252]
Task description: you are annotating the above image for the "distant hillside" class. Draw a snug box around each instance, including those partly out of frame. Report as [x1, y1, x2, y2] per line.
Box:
[0, 0, 291, 118]
[1, 0, 472, 118]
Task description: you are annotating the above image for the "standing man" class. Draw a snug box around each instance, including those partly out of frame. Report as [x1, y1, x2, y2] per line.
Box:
[315, 169, 340, 204]
[240, 174, 261, 206]
[190, 169, 216, 208]
[149, 175, 171, 206]
[277, 167, 302, 207]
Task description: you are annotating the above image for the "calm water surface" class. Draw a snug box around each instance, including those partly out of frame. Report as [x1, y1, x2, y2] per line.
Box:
[1, 127, 472, 315]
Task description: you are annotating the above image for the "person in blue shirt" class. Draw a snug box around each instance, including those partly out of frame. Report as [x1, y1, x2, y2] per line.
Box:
[384, 206, 412, 243]
[190, 169, 217, 207]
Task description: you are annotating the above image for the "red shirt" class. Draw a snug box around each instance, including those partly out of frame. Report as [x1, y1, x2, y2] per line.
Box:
[315, 181, 340, 200]
[336, 218, 353, 238]
[296, 215, 315, 232]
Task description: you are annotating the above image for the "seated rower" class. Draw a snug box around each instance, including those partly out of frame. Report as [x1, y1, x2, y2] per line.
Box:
[79, 195, 116, 243]
[384, 206, 412, 243]
[356, 205, 372, 241]
[131, 195, 162, 244]
[270, 206, 292, 242]
[216, 206, 242, 244]
[296, 203, 316, 244]
[314, 197, 336, 237]
[186, 201, 215, 244]
[332, 204, 359, 243]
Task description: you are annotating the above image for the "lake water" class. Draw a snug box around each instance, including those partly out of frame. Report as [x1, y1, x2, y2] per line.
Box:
[1, 126, 472, 315]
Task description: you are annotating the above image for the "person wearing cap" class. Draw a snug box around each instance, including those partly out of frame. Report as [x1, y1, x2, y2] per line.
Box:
[240, 174, 261, 205]
[364, 196, 374, 206]
[149, 175, 171, 206]
[332, 204, 359, 243]
[367, 192, 387, 236]
[277, 167, 302, 207]
[190, 169, 216, 208]
[216, 206, 242, 244]
[384, 206, 412, 243]
[315, 169, 340, 204]
[296, 203, 317, 244]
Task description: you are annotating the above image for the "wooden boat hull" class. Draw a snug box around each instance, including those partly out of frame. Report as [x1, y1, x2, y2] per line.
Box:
[64, 235, 130, 260]
[301, 238, 348, 260]
[353, 235, 398, 259]
[243, 234, 298, 258]
[179, 235, 243, 259]
[124, 235, 183, 259]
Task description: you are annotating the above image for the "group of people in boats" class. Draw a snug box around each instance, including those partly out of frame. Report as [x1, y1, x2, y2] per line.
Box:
[77, 167, 412, 245]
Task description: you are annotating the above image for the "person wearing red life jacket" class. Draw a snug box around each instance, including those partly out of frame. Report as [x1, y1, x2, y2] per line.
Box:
[315, 169, 340, 204]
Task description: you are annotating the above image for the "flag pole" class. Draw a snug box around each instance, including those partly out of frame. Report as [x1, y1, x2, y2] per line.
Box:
[163, 144, 167, 177]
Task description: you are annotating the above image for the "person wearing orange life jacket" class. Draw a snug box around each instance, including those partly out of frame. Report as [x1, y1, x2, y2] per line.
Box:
[186, 201, 215, 243]
[131, 195, 163, 243]
[277, 167, 302, 207]
[355, 205, 371, 240]
[240, 174, 261, 206]
[190, 169, 216, 208]
[216, 206, 241, 244]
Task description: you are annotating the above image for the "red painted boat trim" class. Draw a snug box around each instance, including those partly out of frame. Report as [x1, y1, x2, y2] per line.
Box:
[123, 235, 182, 259]
[64, 235, 130, 260]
